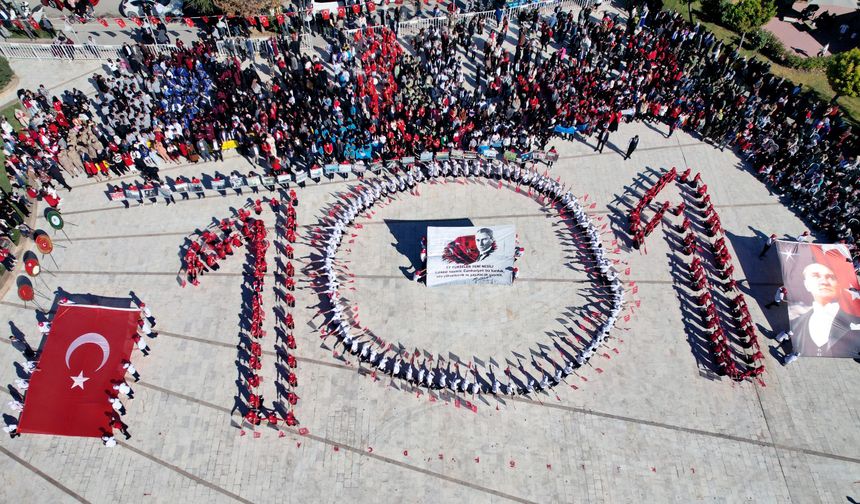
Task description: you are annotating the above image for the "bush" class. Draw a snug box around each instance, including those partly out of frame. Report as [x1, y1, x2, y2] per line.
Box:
[700, 0, 729, 22]
[724, 0, 777, 39]
[794, 55, 830, 70]
[828, 48, 860, 98]
[747, 28, 777, 50]
[0, 56, 12, 90]
[749, 30, 830, 69]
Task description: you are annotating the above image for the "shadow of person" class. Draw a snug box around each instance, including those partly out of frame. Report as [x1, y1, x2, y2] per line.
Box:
[2, 413, 18, 427]
[768, 343, 790, 363]
[725, 229, 783, 286]
[8, 321, 29, 345]
[6, 385, 22, 402]
[603, 139, 626, 158]
[384, 218, 474, 278]
[13, 362, 30, 379]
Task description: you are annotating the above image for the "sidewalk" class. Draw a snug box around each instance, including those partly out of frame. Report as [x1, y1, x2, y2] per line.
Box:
[0, 59, 103, 106]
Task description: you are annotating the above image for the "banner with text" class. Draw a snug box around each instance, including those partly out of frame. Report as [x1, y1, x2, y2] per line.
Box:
[427, 225, 516, 287]
[775, 240, 860, 358]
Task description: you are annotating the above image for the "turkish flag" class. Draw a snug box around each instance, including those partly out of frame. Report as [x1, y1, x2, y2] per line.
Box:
[17, 303, 139, 437]
[115, 18, 127, 28]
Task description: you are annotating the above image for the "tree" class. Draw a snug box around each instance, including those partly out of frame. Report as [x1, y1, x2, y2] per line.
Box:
[0, 56, 13, 90]
[185, 0, 220, 14]
[724, 0, 777, 48]
[828, 48, 860, 99]
[214, 0, 280, 17]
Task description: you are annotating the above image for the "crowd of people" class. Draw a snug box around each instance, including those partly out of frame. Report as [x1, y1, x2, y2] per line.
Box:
[310, 158, 624, 395]
[1, 3, 857, 254]
[678, 171, 766, 379]
[180, 196, 301, 427]
[1, 2, 856, 272]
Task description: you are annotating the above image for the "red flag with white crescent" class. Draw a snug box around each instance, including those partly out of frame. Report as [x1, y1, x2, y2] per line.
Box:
[17, 302, 139, 437]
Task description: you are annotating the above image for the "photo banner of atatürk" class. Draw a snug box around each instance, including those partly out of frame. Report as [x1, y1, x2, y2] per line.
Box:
[427, 225, 516, 287]
[775, 240, 860, 358]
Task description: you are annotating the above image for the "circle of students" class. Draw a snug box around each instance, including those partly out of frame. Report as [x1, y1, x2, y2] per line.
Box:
[312, 157, 625, 396]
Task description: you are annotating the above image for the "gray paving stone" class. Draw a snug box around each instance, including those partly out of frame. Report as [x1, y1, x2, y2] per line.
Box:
[0, 122, 857, 503]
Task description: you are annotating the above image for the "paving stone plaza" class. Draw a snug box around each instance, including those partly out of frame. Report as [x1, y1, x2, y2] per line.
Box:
[0, 119, 858, 503]
[0, 0, 859, 500]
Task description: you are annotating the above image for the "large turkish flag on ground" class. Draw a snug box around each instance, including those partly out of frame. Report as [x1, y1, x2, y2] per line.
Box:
[18, 302, 139, 437]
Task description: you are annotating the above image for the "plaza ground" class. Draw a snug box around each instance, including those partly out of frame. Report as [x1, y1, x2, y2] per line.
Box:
[0, 119, 857, 503]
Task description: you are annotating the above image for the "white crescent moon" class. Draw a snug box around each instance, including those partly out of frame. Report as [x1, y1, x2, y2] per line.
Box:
[64, 333, 111, 372]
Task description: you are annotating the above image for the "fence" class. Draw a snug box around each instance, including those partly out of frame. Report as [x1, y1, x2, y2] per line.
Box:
[507, 0, 591, 18]
[215, 33, 315, 56]
[0, 41, 179, 60]
[342, 24, 386, 36]
[397, 15, 449, 36]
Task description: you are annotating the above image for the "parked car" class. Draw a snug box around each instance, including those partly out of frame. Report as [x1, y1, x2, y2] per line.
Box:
[118, 0, 184, 18]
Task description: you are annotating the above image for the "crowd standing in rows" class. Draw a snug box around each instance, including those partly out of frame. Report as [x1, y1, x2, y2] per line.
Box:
[1, 3, 857, 264]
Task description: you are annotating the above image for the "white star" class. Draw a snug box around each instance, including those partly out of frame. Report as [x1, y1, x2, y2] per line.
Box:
[847, 288, 860, 301]
[778, 249, 797, 262]
[70, 371, 89, 390]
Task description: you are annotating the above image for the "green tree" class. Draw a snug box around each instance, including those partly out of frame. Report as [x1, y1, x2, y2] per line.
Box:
[185, 0, 220, 14]
[724, 0, 777, 48]
[0, 56, 13, 90]
[214, 0, 279, 17]
[828, 48, 860, 99]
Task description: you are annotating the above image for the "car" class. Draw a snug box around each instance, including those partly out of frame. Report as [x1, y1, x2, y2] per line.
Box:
[118, 0, 184, 18]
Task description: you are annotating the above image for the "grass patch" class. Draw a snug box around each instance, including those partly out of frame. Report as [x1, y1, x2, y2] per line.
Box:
[662, 0, 860, 123]
[6, 27, 53, 40]
[0, 100, 22, 193]
[0, 56, 12, 90]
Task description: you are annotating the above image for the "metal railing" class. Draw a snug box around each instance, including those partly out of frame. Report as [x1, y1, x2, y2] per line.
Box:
[342, 24, 386, 36]
[455, 9, 499, 27]
[507, 0, 591, 16]
[213, 33, 315, 58]
[397, 15, 449, 36]
[0, 41, 179, 60]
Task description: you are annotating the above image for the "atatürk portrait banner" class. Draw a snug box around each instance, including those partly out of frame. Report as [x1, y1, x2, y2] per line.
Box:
[426, 225, 516, 287]
[775, 241, 860, 358]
